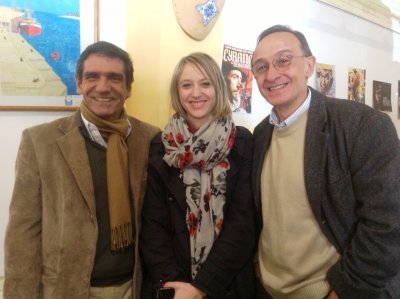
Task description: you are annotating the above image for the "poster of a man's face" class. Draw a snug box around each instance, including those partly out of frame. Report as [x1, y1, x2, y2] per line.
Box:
[316, 63, 335, 97]
[221, 61, 252, 113]
[221, 44, 253, 114]
[226, 69, 244, 110]
[373, 80, 392, 112]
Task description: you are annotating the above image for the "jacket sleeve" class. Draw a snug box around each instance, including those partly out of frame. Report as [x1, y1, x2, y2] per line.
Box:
[327, 111, 400, 298]
[191, 127, 256, 299]
[139, 136, 187, 288]
[4, 129, 43, 298]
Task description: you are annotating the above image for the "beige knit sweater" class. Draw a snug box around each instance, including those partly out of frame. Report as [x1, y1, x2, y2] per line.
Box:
[258, 112, 339, 299]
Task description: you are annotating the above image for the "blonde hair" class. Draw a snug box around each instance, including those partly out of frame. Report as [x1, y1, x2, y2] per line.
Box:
[170, 52, 232, 120]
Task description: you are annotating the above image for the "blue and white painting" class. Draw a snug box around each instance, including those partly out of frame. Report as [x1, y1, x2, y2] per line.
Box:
[4, 0, 81, 95]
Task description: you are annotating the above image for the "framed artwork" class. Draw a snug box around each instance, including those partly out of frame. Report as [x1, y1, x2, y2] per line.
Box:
[372, 80, 392, 112]
[0, 0, 99, 111]
[316, 63, 335, 97]
[348, 67, 366, 104]
[221, 44, 253, 114]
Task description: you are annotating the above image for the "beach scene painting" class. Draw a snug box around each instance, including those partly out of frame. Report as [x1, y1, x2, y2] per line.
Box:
[0, 0, 96, 109]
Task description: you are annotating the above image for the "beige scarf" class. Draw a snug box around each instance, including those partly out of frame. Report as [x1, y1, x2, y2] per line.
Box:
[80, 101, 133, 251]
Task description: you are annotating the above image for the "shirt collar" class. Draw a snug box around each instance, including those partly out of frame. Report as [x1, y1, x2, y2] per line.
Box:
[269, 88, 312, 128]
[81, 114, 132, 148]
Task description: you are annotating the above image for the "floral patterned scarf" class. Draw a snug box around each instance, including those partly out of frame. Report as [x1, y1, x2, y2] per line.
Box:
[162, 113, 236, 278]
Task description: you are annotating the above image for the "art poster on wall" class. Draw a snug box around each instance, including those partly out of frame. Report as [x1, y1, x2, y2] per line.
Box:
[221, 44, 253, 114]
[348, 67, 366, 104]
[315, 63, 335, 97]
[373, 80, 392, 112]
[0, 0, 97, 110]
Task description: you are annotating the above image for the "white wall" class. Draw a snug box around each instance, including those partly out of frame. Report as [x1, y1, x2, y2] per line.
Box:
[224, 0, 400, 135]
[1, 0, 399, 276]
[0, 111, 72, 276]
[0, 0, 126, 276]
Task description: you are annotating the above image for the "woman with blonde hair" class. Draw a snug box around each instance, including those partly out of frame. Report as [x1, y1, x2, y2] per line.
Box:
[140, 52, 255, 299]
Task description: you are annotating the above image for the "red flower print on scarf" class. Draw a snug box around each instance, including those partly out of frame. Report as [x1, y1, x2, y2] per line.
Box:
[197, 160, 206, 169]
[218, 160, 229, 169]
[178, 147, 193, 168]
[167, 132, 177, 147]
[227, 127, 236, 150]
[176, 132, 185, 144]
[188, 212, 198, 237]
[217, 218, 223, 232]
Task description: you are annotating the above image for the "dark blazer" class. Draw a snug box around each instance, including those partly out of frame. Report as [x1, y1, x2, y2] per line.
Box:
[140, 126, 256, 299]
[252, 87, 400, 299]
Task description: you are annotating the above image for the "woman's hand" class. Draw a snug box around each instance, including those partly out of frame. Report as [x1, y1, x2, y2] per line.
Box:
[164, 281, 205, 299]
[326, 290, 339, 299]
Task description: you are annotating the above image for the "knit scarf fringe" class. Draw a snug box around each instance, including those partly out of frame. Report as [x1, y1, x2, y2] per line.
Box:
[111, 222, 134, 251]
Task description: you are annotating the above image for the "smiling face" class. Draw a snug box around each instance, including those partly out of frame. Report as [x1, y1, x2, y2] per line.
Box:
[178, 62, 217, 129]
[76, 54, 131, 121]
[252, 32, 315, 121]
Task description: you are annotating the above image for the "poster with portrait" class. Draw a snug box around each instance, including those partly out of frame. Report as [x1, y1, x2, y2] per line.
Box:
[348, 67, 366, 104]
[221, 44, 253, 114]
[316, 63, 335, 97]
[373, 80, 392, 112]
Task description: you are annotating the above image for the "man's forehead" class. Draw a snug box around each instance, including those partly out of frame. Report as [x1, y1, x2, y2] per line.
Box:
[254, 32, 301, 57]
[82, 55, 125, 73]
[83, 54, 124, 66]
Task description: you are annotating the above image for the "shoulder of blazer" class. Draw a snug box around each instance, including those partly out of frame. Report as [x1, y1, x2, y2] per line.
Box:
[24, 110, 80, 138]
[230, 126, 253, 161]
[308, 86, 390, 133]
[128, 116, 161, 140]
[253, 115, 271, 137]
[148, 131, 164, 158]
[235, 125, 252, 140]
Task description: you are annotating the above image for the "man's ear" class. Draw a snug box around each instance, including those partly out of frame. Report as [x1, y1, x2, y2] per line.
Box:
[305, 55, 316, 78]
[75, 75, 82, 94]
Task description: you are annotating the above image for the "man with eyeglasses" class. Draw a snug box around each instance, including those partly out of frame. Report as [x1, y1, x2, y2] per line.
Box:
[251, 25, 400, 299]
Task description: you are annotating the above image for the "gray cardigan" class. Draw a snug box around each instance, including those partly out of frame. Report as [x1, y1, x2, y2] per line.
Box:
[252, 87, 400, 298]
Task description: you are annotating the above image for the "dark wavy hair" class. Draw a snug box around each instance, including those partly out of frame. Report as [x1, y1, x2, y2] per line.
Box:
[75, 41, 134, 89]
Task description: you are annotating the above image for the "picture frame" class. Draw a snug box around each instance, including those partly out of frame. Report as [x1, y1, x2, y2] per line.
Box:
[0, 0, 99, 111]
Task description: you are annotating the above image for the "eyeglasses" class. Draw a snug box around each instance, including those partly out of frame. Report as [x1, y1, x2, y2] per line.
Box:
[251, 55, 305, 77]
